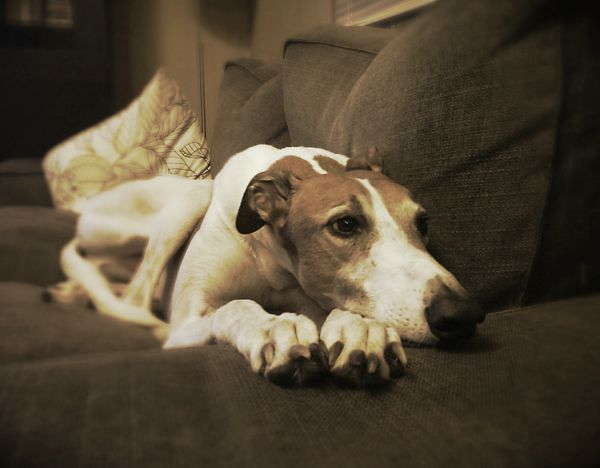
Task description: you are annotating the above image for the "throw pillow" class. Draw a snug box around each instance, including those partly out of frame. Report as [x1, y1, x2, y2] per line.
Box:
[43, 69, 211, 211]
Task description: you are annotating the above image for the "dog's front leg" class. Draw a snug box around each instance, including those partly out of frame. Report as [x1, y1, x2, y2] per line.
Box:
[320, 309, 408, 387]
[166, 300, 329, 386]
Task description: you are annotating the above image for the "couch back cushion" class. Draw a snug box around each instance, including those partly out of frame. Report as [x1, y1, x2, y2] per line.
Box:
[210, 59, 290, 173]
[284, 0, 564, 310]
[523, 1, 600, 303]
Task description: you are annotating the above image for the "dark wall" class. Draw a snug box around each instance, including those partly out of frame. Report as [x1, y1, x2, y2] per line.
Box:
[0, 0, 113, 160]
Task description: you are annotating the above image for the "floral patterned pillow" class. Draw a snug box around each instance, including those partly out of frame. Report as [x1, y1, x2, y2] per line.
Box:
[43, 69, 211, 211]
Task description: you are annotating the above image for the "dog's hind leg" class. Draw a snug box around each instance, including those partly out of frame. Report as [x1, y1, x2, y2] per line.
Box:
[42, 279, 91, 307]
[59, 179, 213, 339]
[60, 239, 167, 331]
[121, 180, 213, 312]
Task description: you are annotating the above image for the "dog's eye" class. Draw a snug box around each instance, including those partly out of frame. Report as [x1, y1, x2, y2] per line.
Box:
[416, 212, 429, 237]
[330, 216, 360, 237]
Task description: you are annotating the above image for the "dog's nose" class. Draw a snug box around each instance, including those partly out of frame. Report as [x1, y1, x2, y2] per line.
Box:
[425, 287, 484, 344]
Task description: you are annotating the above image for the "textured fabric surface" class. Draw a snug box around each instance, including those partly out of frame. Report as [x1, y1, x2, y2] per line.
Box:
[0, 158, 53, 207]
[0, 282, 160, 364]
[43, 69, 211, 211]
[524, 0, 600, 302]
[0, 206, 76, 286]
[210, 58, 290, 174]
[284, 0, 561, 311]
[1, 293, 598, 468]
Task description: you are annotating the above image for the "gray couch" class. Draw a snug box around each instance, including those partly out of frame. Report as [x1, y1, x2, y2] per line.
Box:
[1, 0, 599, 466]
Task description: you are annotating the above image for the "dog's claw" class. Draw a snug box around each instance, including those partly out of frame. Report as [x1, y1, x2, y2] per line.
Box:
[310, 342, 329, 369]
[328, 341, 344, 367]
[367, 353, 380, 374]
[262, 343, 275, 366]
[289, 344, 311, 361]
[385, 342, 406, 377]
[349, 350, 366, 368]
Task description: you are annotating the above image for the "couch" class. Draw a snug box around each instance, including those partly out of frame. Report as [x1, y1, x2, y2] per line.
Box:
[1, 0, 599, 466]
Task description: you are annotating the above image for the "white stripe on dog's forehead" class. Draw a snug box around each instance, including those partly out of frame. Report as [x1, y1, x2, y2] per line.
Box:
[307, 158, 327, 174]
[356, 179, 406, 236]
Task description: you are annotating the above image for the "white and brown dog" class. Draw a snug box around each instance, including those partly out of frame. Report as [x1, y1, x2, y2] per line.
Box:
[47, 145, 484, 386]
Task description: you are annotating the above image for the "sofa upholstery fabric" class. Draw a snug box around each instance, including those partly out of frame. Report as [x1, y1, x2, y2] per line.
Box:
[1, 292, 598, 468]
[0, 158, 53, 207]
[0, 283, 160, 364]
[524, 0, 600, 302]
[0, 206, 76, 286]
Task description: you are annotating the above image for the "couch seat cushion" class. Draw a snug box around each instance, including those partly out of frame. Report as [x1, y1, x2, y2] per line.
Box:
[0, 158, 53, 207]
[1, 293, 598, 467]
[0, 282, 160, 364]
[0, 206, 77, 286]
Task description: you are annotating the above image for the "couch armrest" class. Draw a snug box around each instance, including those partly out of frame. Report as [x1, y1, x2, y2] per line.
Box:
[0, 158, 53, 207]
[0, 206, 76, 286]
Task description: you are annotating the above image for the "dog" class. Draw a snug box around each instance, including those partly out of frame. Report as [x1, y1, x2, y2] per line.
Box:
[47, 145, 484, 387]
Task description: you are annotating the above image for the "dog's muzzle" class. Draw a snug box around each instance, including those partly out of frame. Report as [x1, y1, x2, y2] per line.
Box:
[425, 285, 485, 344]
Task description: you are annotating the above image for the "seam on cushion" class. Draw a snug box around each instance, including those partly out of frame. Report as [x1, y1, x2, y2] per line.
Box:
[489, 292, 600, 318]
[284, 39, 383, 59]
[237, 74, 284, 116]
[224, 59, 282, 84]
[283, 25, 395, 57]
[520, 0, 564, 306]
[266, 126, 289, 144]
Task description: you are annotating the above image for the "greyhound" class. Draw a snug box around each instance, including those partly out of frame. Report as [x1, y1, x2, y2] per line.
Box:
[47, 145, 484, 387]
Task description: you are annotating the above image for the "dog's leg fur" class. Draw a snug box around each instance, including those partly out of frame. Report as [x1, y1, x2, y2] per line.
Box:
[165, 300, 328, 385]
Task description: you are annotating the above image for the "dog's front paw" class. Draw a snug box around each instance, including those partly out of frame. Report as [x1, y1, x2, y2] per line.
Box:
[320, 309, 407, 387]
[251, 313, 328, 386]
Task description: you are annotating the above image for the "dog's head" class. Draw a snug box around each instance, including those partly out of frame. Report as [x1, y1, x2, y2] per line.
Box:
[236, 148, 484, 345]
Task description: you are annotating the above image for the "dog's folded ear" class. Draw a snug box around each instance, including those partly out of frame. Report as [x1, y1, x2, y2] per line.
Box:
[236, 171, 296, 234]
[346, 146, 384, 173]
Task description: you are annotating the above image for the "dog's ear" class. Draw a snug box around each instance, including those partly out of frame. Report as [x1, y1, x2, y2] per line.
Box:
[236, 171, 296, 234]
[346, 146, 384, 173]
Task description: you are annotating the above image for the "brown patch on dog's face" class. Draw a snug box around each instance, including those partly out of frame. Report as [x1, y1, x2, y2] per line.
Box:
[280, 170, 431, 314]
[282, 174, 377, 309]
